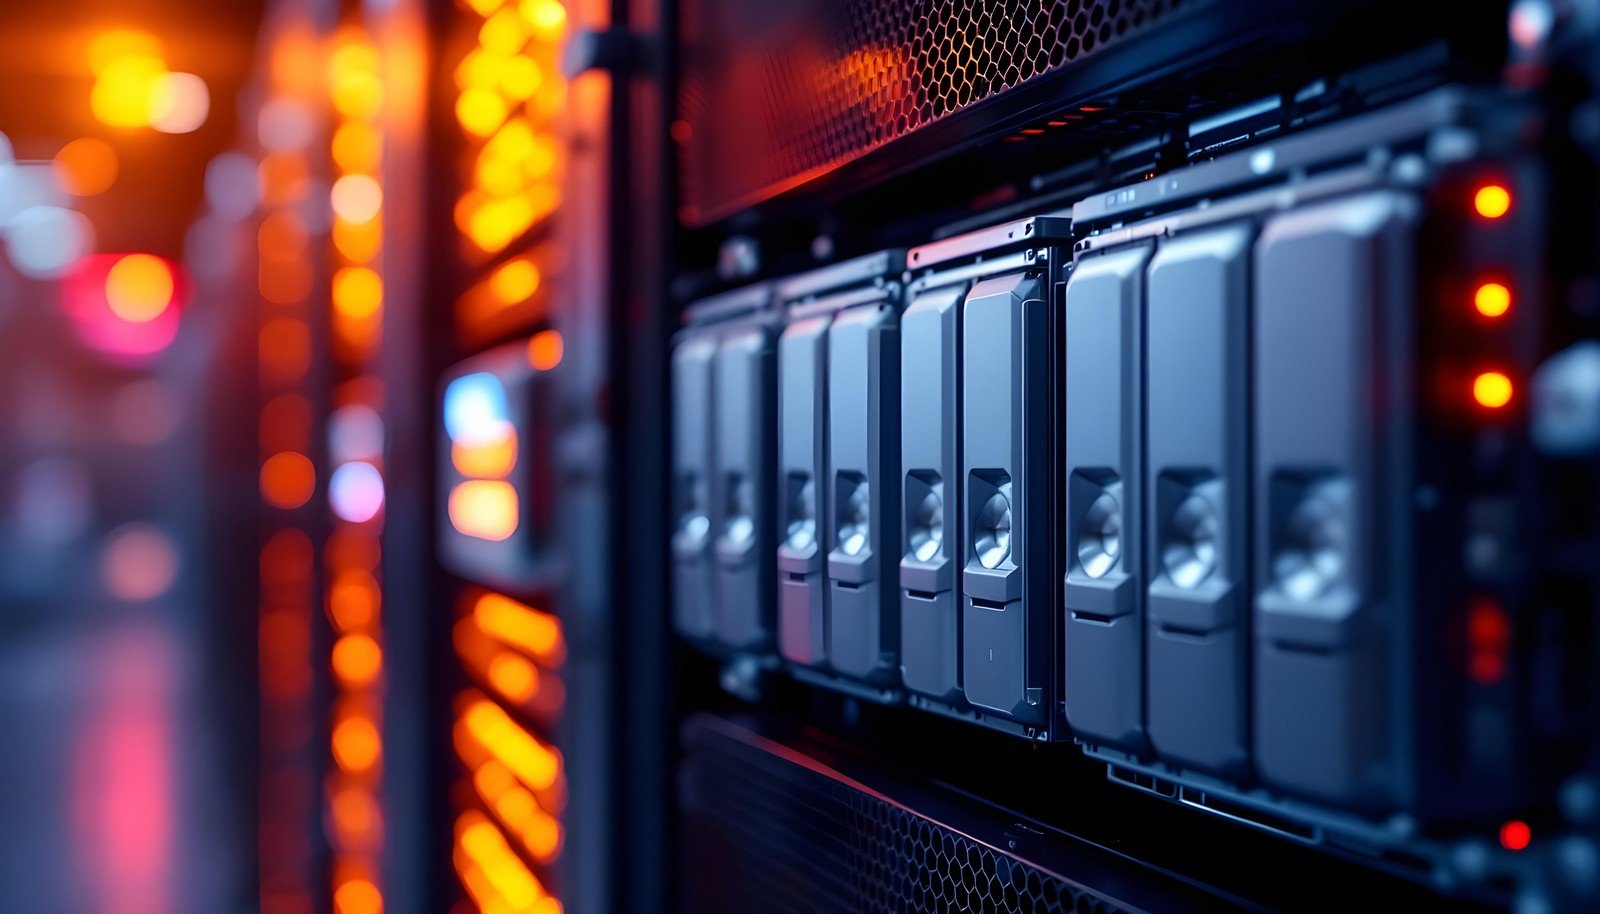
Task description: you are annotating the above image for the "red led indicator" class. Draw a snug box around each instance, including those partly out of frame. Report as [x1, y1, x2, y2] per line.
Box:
[1500, 819, 1532, 852]
[1467, 600, 1512, 686]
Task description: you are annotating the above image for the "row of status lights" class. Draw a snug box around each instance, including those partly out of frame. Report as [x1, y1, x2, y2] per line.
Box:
[324, 26, 390, 914]
[253, 23, 324, 911]
[451, 592, 567, 911]
[1464, 179, 1534, 858]
[453, 0, 568, 258]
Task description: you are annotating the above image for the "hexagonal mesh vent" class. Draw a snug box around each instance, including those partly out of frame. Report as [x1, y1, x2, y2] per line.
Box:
[677, 0, 1197, 224]
[679, 720, 1129, 914]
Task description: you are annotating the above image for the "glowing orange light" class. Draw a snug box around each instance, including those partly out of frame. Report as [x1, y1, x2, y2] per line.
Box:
[473, 593, 563, 661]
[91, 54, 167, 128]
[452, 427, 519, 478]
[332, 715, 381, 773]
[1474, 281, 1511, 318]
[1474, 184, 1512, 219]
[520, 0, 567, 38]
[261, 451, 316, 509]
[54, 138, 119, 196]
[333, 267, 383, 320]
[89, 30, 164, 74]
[329, 785, 380, 846]
[332, 175, 383, 224]
[328, 570, 381, 631]
[1473, 371, 1514, 409]
[499, 56, 543, 100]
[105, 254, 175, 323]
[1500, 819, 1532, 851]
[333, 218, 383, 264]
[474, 760, 516, 800]
[332, 123, 381, 175]
[459, 699, 560, 790]
[329, 41, 383, 119]
[480, 8, 529, 54]
[258, 153, 311, 208]
[332, 877, 383, 914]
[527, 329, 563, 371]
[486, 651, 540, 703]
[455, 810, 547, 908]
[449, 480, 520, 541]
[489, 260, 539, 303]
[332, 634, 383, 687]
[457, 88, 509, 137]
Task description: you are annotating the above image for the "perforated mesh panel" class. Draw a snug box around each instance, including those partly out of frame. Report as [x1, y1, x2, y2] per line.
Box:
[679, 722, 1129, 914]
[676, 0, 1199, 223]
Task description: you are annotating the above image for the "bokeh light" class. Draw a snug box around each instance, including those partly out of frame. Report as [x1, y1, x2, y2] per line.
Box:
[100, 523, 181, 601]
[329, 462, 385, 523]
[149, 72, 210, 133]
[105, 254, 176, 323]
[53, 138, 119, 196]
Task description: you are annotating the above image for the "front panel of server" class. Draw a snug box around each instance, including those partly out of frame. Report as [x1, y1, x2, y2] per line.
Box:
[661, 8, 1600, 913]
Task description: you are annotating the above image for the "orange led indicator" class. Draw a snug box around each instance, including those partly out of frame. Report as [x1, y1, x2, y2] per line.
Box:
[1473, 371, 1514, 410]
[1474, 184, 1512, 219]
[527, 329, 562, 371]
[1473, 281, 1511, 318]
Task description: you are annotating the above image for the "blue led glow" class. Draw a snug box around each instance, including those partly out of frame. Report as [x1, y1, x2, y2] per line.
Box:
[443, 371, 509, 444]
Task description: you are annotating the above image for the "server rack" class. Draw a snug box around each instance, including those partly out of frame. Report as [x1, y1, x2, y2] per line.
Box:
[229, 1, 1600, 912]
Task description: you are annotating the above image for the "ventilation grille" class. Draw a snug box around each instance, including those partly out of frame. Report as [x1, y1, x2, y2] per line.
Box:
[676, 0, 1198, 224]
[678, 719, 1129, 914]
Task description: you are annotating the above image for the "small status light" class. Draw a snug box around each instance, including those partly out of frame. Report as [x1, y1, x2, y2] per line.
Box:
[105, 253, 175, 323]
[528, 329, 562, 371]
[1500, 819, 1532, 852]
[449, 480, 519, 541]
[1474, 183, 1512, 220]
[1474, 281, 1512, 318]
[1473, 371, 1515, 409]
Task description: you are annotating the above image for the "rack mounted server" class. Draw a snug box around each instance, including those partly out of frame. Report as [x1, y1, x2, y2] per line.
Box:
[669, 82, 1600, 902]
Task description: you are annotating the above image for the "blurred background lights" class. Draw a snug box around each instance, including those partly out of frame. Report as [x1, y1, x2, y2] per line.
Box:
[489, 259, 538, 303]
[149, 72, 210, 134]
[91, 54, 168, 128]
[11, 458, 93, 546]
[444, 372, 510, 444]
[330, 462, 385, 524]
[332, 122, 381, 173]
[105, 254, 176, 322]
[331, 174, 383, 223]
[527, 329, 561, 371]
[53, 138, 119, 196]
[257, 98, 315, 152]
[100, 522, 180, 601]
[333, 876, 383, 914]
[330, 404, 385, 462]
[88, 29, 164, 74]
[333, 266, 383, 319]
[61, 254, 183, 360]
[7, 205, 93, 278]
[332, 633, 383, 687]
[448, 480, 519, 541]
[261, 451, 316, 509]
[86, 29, 209, 133]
